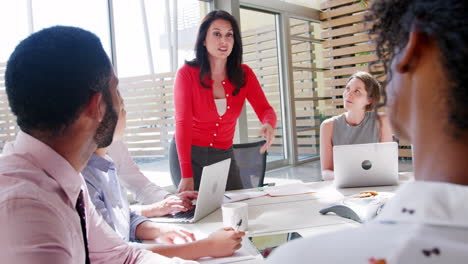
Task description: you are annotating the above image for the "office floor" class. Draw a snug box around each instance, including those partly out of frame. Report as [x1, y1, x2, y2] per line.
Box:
[137, 159, 414, 192]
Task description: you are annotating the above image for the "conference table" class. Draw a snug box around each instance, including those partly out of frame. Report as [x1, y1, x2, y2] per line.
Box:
[152, 172, 413, 264]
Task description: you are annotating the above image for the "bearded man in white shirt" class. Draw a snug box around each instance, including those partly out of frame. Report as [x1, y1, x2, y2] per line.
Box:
[268, 0, 468, 263]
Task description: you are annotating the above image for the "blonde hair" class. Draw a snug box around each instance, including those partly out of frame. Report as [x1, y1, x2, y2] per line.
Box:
[346, 71, 381, 111]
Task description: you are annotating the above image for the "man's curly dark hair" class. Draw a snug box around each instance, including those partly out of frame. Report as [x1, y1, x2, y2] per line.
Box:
[367, 0, 468, 134]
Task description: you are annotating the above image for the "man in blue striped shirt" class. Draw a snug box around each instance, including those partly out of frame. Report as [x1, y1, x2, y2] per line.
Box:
[82, 100, 245, 260]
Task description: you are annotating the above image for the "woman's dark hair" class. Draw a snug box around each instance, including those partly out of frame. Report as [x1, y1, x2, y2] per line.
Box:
[5, 26, 112, 135]
[367, 0, 468, 134]
[186, 9, 245, 96]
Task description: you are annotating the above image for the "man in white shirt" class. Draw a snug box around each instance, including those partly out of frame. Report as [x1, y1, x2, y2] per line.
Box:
[268, 0, 468, 263]
[0, 26, 196, 264]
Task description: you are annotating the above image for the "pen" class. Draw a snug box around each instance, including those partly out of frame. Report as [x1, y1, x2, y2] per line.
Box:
[224, 194, 232, 200]
[235, 219, 242, 231]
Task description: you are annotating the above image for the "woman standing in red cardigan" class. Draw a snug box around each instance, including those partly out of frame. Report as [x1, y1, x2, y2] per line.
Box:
[170, 10, 277, 192]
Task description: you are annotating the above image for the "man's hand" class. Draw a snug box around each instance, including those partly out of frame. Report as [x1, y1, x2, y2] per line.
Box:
[143, 195, 194, 217]
[178, 191, 198, 200]
[155, 224, 196, 244]
[259, 123, 274, 153]
[321, 170, 335, 181]
[202, 228, 245, 258]
[135, 222, 195, 243]
[177, 177, 194, 193]
[145, 227, 244, 260]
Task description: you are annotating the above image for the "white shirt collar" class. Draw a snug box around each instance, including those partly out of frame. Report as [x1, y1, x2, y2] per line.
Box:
[375, 181, 468, 228]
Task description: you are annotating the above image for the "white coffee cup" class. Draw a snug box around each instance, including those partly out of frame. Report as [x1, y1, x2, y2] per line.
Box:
[221, 202, 248, 232]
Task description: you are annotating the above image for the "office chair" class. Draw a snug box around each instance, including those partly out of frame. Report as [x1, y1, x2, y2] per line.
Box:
[232, 140, 268, 188]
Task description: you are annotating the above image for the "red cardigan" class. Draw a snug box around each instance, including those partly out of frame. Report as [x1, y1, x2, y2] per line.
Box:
[174, 64, 277, 179]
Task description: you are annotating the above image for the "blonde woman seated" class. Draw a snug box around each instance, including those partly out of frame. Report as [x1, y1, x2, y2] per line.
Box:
[320, 71, 393, 181]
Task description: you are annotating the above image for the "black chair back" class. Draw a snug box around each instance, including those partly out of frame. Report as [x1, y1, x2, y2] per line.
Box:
[232, 140, 267, 188]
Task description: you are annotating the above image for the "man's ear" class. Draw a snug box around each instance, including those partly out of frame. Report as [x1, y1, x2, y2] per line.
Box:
[395, 30, 427, 74]
[85, 93, 105, 122]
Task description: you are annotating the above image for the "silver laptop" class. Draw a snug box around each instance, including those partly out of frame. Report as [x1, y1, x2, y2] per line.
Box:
[152, 158, 231, 223]
[333, 142, 398, 188]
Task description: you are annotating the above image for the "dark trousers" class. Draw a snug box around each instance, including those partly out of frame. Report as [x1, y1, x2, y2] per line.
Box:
[169, 139, 243, 191]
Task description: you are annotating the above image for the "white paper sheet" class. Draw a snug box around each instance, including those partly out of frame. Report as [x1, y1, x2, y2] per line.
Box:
[262, 183, 315, 197]
[223, 191, 267, 203]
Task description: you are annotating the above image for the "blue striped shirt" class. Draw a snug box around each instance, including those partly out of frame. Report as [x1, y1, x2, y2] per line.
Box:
[82, 154, 149, 242]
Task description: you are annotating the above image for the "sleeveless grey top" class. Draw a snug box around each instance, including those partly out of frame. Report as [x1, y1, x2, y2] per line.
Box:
[332, 112, 379, 146]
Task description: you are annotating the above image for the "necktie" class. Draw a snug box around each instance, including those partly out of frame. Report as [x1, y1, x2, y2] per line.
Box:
[76, 190, 91, 264]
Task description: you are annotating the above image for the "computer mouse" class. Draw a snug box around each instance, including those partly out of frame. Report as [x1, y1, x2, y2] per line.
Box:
[320, 204, 362, 223]
[319, 195, 389, 223]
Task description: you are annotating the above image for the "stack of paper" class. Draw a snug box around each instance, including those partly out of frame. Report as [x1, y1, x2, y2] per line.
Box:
[223, 191, 267, 203]
[262, 183, 315, 197]
[222, 183, 316, 203]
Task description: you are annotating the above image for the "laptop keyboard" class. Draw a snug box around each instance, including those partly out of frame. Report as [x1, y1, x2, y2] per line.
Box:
[173, 206, 196, 219]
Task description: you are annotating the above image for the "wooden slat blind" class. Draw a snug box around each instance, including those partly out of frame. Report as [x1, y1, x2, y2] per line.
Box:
[0, 62, 19, 152]
[242, 20, 321, 156]
[118, 73, 176, 157]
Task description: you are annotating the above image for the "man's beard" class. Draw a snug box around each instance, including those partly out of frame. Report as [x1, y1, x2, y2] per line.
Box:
[94, 97, 118, 148]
